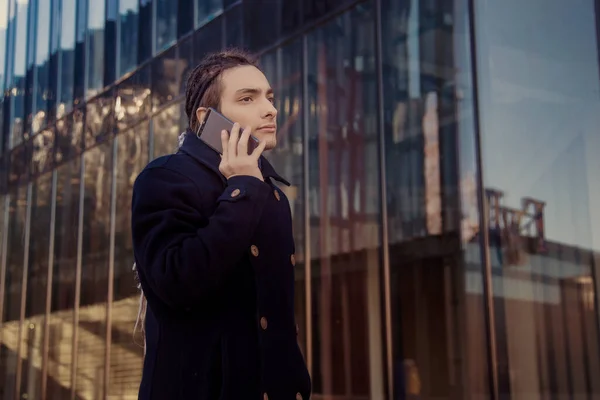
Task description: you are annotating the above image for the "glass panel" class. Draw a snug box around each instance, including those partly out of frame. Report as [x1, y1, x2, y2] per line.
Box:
[260, 41, 307, 354]
[0, 0, 9, 96]
[196, 0, 221, 28]
[118, 0, 139, 76]
[224, 4, 242, 48]
[474, 0, 600, 398]
[85, 90, 115, 149]
[155, 0, 177, 52]
[306, 3, 385, 397]
[23, 0, 35, 140]
[177, 0, 193, 38]
[243, 0, 281, 51]
[192, 16, 222, 65]
[9, 0, 30, 148]
[47, 158, 81, 399]
[108, 123, 149, 398]
[138, 0, 152, 64]
[151, 46, 178, 111]
[103, 0, 117, 85]
[31, 128, 55, 177]
[0, 186, 27, 399]
[8, 141, 28, 185]
[152, 102, 180, 158]
[73, 0, 87, 104]
[76, 140, 113, 399]
[116, 64, 152, 132]
[177, 36, 193, 97]
[20, 172, 52, 398]
[32, 0, 51, 133]
[55, 108, 84, 165]
[58, 0, 77, 118]
[47, 0, 61, 123]
[380, 0, 491, 398]
[86, 0, 106, 98]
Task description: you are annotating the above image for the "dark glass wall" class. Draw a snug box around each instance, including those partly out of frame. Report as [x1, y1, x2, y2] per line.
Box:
[473, 0, 600, 397]
[0, 0, 598, 399]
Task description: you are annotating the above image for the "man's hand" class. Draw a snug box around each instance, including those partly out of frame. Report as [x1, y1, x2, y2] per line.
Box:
[219, 123, 267, 181]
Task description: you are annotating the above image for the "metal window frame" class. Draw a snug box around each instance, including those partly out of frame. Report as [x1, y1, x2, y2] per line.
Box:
[40, 169, 58, 400]
[466, 0, 499, 398]
[373, 0, 393, 397]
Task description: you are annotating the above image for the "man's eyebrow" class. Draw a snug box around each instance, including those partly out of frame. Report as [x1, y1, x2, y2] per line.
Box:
[235, 87, 274, 95]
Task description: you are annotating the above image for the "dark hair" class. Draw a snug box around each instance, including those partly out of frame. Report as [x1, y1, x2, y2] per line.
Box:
[185, 48, 259, 132]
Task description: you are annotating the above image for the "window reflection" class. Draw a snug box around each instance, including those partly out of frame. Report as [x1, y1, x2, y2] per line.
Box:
[20, 172, 53, 398]
[0, 0, 8, 96]
[86, 0, 106, 98]
[108, 124, 149, 398]
[1, 186, 28, 399]
[261, 41, 307, 355]
[31, 129, 54, 177]
[155, 0, 177, 52]
[196, 0, 222, 28]
[116, 65, 152, 132]
[224, 4, 242, 48]
[152, 102, 181, 158]
[85, 91, 115, 149]
[151, 47, 179, 111]
[76, 141, 113, 399]
[306, 3, 385, 396]
[474, 0, 600, 397]
[9, 0, 30, 148]
[47, 158, 81, 399]
[380, 0, 490, 398]
[58, 0, 77, 117]
[119, 0, 139, 76]
[192, 16, 222, 65]
[32, 0, 51, 133]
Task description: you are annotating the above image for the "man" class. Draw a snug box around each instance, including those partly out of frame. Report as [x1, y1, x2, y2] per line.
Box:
[131, 49, 311, 400]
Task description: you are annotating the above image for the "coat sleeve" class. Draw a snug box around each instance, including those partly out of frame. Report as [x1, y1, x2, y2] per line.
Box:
[131, 166, 271, 309]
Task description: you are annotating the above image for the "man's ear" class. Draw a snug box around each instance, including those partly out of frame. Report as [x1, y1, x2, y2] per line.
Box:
[195, 107, 208, 127]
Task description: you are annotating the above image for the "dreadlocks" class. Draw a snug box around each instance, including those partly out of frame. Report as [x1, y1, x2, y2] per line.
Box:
[184, 48, 259, 132]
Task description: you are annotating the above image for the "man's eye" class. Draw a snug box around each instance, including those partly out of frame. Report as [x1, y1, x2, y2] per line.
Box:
[268, 97, 275, 104]
[240, 97, 252, 103]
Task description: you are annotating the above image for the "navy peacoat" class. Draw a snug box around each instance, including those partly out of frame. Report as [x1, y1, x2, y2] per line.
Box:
[131, 129, 311, 399]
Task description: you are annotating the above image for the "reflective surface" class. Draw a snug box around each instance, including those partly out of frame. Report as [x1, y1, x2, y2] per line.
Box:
[306, 3, 386, 397]
[20, 173, 52, 398]
[474, 0, 600, 398]
[260, 40, 307, 355]
[0, 1, 598, 399]
[108, 124, 148, 398]
[0, 185, 27, 399]
[47, 159, 81, 399]
[86, 0, 106, 98]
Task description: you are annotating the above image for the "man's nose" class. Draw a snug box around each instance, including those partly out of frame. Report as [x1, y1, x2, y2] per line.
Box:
[263, 99, 277, 118]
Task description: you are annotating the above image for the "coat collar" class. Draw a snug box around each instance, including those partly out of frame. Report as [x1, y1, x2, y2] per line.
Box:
[178, 129, 291, 187]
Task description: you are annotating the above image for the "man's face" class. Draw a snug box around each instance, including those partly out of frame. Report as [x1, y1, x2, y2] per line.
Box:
[219, 65, 278, 150]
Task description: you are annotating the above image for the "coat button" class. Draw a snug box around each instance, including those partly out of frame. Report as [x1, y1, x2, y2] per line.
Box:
[274, 190, 281, 201]
[251, 245, 259, 257]
[230, 188, 241, 197]
[290, 254, 296, 266]
[260, 317, 268, 330]
[296, 393, 303, 400]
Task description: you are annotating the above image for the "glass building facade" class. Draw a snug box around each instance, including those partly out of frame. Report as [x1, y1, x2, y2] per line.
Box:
[0, 0, 599, 398]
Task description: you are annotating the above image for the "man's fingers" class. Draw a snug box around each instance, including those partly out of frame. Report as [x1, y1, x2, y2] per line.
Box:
[252, 138, 267, 159]
[220, 130, 229, 159]
[228, 123, 240, 157]
[238, 126, 252, 155]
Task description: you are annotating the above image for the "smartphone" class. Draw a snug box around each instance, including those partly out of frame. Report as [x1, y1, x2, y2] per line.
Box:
[197, 107, 259, 155]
